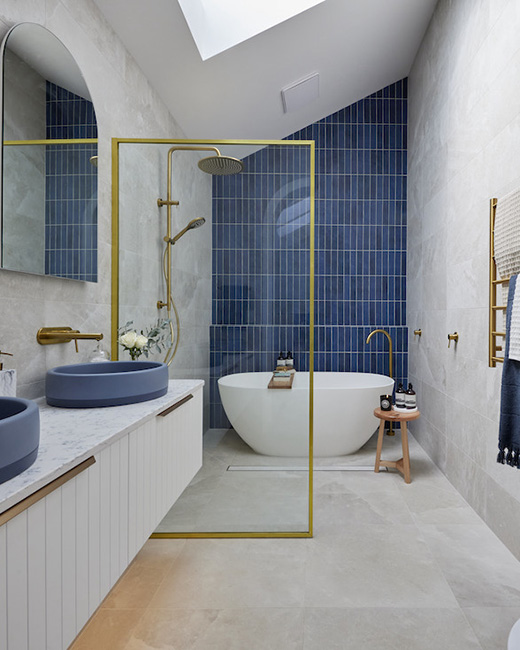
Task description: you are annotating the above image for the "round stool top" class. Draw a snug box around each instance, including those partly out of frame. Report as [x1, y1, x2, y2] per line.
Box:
[373, 407, 420, 422]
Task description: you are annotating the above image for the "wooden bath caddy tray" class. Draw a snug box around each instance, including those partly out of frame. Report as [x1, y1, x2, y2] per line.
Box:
[267, 373, 294, 389]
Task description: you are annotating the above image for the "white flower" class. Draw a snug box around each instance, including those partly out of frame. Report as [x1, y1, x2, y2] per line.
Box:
[135, 335, 148, 350]
[119, 331, 138, 348]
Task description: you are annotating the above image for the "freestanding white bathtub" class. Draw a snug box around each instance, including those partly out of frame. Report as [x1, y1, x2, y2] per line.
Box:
[218, 371, 394, 457]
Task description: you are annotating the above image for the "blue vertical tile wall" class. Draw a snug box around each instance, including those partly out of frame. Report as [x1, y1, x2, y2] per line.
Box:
[45, 82, 98, 281]
[210, 79, 407, 428]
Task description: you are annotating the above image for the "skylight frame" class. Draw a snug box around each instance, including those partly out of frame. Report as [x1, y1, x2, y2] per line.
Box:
[177, 0, 326, 61]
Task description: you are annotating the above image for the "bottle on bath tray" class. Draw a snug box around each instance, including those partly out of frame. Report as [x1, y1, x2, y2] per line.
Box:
[285, 352, 295, 373]
[405, 383, 417, 411]
[395, 383, 406, 411]
[276, 351, 286, 371]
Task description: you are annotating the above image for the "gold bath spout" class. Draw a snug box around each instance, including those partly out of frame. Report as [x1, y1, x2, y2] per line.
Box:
[365, 329, 393, 379]
[37, 327, 103, 353]
[366, 329, 394, 436]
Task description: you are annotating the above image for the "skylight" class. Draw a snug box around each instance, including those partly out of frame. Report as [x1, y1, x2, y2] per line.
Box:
[177, 0, 325, 61]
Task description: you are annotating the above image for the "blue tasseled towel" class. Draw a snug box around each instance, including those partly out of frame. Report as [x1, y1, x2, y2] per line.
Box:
[498, 274, 520, 467]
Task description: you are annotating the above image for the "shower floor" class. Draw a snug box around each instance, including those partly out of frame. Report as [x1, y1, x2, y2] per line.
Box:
[154, 427, 405, 534]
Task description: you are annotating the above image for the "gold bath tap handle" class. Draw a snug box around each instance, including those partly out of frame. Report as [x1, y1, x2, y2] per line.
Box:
[448, 332, 459, 348]
[413, 329, 422, 337]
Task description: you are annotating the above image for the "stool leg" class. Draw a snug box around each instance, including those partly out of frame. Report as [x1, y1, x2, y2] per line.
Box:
[374, 420, 385, 473]
[401, 421, 411, 484]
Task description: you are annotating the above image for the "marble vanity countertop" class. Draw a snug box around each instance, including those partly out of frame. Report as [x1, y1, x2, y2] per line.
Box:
[0, 379, 204, 515]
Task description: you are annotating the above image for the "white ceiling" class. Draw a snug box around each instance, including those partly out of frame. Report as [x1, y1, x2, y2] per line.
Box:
[92, 0, 438, 140]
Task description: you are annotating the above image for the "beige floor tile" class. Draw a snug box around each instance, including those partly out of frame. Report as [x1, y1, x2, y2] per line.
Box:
[303, 608, 482, 649]
[420, 524, 520, 607]
[304, 524, 458, 608]
[126, 608, 304, 650]
[313, 473, 415, 529]
[463, 607, 520, 650]
[69, 609, 145, 650]
[102, 564, 168, 610]
[149, 538, 307, 609]
[395, 477, 484, 525]
[131, 539, 187, 568]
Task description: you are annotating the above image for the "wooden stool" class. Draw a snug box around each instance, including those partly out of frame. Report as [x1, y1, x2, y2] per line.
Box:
[373, 407, 420, 484]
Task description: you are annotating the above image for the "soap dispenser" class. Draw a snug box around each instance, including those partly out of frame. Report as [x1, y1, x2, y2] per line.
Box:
[276, 352, 286, 371]
[405, 383, 417, 410]
[395, 383, 406, 411]
[89, 341, 110, 363]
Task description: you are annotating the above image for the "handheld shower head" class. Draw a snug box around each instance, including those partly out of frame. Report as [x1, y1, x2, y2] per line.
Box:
[198, 154, 243, 175]
[164, 217, 206, 245]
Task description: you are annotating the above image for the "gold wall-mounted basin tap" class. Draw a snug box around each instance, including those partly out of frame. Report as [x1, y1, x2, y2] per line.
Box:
[37, 327, 103, 352]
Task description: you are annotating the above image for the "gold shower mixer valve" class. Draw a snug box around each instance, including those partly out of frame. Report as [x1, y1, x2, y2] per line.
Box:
[157, 198, 179, 208]
[448, 332, 459, 348]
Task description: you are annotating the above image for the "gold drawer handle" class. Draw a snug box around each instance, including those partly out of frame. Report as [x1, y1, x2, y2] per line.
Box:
[158, 393, 194, 417]
[0, 456, 96, 526]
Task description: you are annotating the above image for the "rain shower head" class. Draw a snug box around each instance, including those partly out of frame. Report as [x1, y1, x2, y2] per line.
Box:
[164, 217, 206, 245]
[198, 154, 243, 175]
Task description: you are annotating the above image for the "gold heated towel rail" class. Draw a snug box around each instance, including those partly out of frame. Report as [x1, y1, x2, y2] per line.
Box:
[489, 197, 508, 366]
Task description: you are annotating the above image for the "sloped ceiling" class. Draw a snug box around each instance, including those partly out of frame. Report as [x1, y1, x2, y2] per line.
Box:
[92, 0, 437, 139]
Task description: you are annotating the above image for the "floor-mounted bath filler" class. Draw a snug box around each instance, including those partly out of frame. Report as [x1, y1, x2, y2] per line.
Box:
[366, 329, 395, 435]
[157, 146, 243, 365]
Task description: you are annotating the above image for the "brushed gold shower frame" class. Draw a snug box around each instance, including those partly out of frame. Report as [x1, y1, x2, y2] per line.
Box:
[111, 138, 315, 539]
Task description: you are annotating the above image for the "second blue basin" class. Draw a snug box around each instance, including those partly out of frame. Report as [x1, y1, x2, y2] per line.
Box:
[46, 361, 169, 408]
[0, 397, 40, 484]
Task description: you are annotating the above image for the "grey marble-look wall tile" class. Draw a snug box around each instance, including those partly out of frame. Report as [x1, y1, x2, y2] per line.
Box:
[0, 0, 209, 400]
[445, 441, 487, 518]
[483, 475, 520, 562]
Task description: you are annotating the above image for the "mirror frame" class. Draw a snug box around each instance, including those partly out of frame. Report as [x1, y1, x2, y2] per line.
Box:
[0, 23, 98, 280]
[111, 137, 315, 539]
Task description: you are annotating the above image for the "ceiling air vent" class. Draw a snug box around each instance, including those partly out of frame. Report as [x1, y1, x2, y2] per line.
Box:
[281, 72, 319, 113]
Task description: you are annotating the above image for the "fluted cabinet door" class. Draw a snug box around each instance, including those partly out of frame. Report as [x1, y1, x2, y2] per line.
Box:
[0, 386, 203, 650]
[156, 389, 203, 510]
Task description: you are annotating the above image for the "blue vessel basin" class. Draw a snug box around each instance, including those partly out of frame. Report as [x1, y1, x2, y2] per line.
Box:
[46, 361, 169, 408]
[0, 397, 40, 484]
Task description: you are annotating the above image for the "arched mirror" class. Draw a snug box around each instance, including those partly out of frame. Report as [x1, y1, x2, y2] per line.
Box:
[0, 23, 98, 281]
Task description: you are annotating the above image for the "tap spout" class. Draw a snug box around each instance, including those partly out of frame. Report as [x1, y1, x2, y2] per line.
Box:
[37, 327, 103, 350]
[365, 329, 393, 379]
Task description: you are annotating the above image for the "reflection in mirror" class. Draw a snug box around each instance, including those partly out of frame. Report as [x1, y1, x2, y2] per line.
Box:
[1, 23, 98, 281]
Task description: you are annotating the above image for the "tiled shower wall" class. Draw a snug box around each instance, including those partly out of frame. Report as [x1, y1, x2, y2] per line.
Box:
[45, 82, 98, 281]
[210, 80, 408, 427]
[407, 0, 520, 560]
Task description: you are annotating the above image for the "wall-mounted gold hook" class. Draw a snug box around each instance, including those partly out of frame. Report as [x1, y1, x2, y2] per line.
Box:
[448, 332, 459, 348]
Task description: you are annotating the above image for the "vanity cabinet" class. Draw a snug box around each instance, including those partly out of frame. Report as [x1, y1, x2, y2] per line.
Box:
[0, 386, 202, 650]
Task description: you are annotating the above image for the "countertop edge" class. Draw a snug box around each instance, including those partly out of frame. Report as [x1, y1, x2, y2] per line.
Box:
[0, 379, 204, 517]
